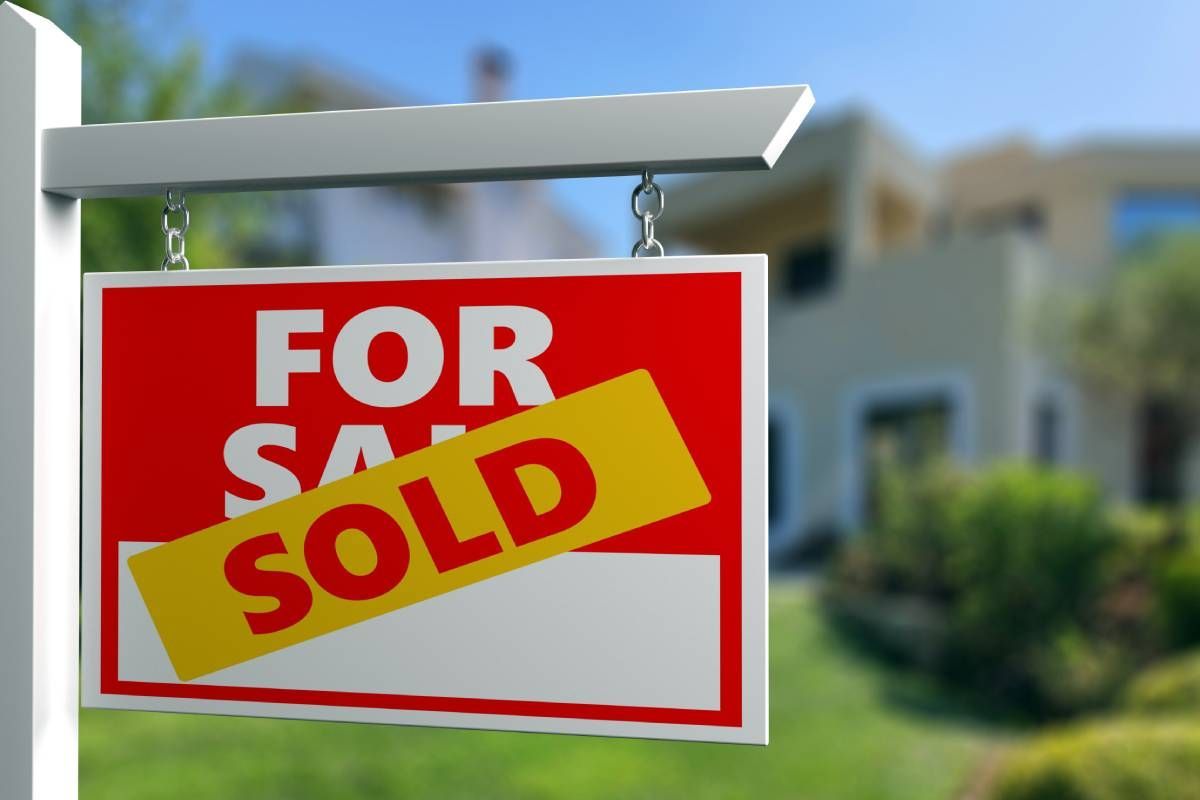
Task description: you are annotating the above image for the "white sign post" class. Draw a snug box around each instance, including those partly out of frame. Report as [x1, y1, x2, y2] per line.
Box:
[0, 2, 812, 797]
[0, 5, 81, 800]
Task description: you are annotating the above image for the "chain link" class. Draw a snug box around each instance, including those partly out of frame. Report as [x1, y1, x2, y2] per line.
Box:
[631, 170, 665, 257]
[160, 189, 190, 270]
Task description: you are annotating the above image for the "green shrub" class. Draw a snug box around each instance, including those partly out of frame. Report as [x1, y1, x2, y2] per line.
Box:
[1109, 507, 1174, 555]
[826, 463, 1200, 716]
[1124, 651, 1200, 714]
[827, 463, 1129, 714]
[1104, 508, 1200, 650]
[1157, 548, 1200, 648]
[863, 464, 966, 599]
[945, 467, 1114, 679]
[1027, 631, 1131, 717]
[1094, 508, 1171, 649]
[990, 719, 1200, 800]
[822, 586, 949, 668]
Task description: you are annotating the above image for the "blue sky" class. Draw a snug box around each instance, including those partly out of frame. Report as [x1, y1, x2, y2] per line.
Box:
[174, 0, 1199, 253]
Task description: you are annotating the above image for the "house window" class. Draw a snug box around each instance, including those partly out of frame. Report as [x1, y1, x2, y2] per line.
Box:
[1113, 191, 1200, 250]
[767, 398, 803, 549]
[1138, 397, 1188, 506]
[1033, 396, 1061, 465]
[862, 395, 951, 521]
[768, 417, 784, 528]
[784, 242, 835, 301]
[971, 203, 1044, 237]
[1014, 204, 1045, 235]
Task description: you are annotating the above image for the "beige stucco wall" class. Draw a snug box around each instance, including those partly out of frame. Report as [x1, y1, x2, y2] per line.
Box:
[769, 233, 1037, 536]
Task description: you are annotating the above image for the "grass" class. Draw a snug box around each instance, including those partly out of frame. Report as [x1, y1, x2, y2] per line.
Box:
[82, 581, 1003, 799]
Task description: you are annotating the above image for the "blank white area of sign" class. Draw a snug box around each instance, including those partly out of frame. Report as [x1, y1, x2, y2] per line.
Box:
[118, 544, 721, 710]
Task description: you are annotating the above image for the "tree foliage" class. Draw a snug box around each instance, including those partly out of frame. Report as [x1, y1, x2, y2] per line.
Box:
[18, 0, 278, 271]
[1069, 235, 1200, 420]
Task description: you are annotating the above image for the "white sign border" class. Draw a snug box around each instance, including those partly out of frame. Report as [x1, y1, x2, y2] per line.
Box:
[81, 254, 767, 744]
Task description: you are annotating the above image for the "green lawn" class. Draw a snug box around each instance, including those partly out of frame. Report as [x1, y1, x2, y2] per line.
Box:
[82, 582, 1002, 799]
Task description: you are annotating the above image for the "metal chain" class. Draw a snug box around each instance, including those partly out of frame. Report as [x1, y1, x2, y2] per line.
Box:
[631, 170, 665, 257]
[160, 189, 190, 270]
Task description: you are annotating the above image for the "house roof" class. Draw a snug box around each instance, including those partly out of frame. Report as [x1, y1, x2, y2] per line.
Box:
[230, 50, 425, 113]
[669, 108, 936, 234]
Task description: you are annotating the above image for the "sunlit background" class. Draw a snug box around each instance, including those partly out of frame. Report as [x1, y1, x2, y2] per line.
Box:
[26, 0, 1200, 797]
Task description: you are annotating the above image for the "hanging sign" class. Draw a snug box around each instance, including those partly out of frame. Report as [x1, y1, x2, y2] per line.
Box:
[82, 256, 767, 743]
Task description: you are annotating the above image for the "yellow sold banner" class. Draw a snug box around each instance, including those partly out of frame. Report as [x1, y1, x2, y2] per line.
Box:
[129, 369, 711, 681]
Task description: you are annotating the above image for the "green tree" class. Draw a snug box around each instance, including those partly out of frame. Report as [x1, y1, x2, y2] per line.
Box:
[19, 0, 277, 271]
[1069, 235, 1200, 420]
[1066, 234, 1200, 505]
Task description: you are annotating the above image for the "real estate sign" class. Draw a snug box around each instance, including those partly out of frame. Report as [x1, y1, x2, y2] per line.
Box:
[82, 256, 767, 743]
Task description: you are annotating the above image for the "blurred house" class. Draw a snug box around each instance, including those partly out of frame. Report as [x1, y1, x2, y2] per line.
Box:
[234, 48, 597, 267]
[672, 111, 1200, 557]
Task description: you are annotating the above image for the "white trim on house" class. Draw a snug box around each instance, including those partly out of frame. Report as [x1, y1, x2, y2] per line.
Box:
[768, 392, 805, 556]
[838, 371, 977, 530]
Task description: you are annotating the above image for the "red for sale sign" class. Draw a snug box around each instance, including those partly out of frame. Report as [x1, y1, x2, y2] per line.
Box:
[82, 256, 767, 743]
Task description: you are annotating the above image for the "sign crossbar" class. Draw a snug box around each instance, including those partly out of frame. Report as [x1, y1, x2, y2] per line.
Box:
[41, 85, 813, 198]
